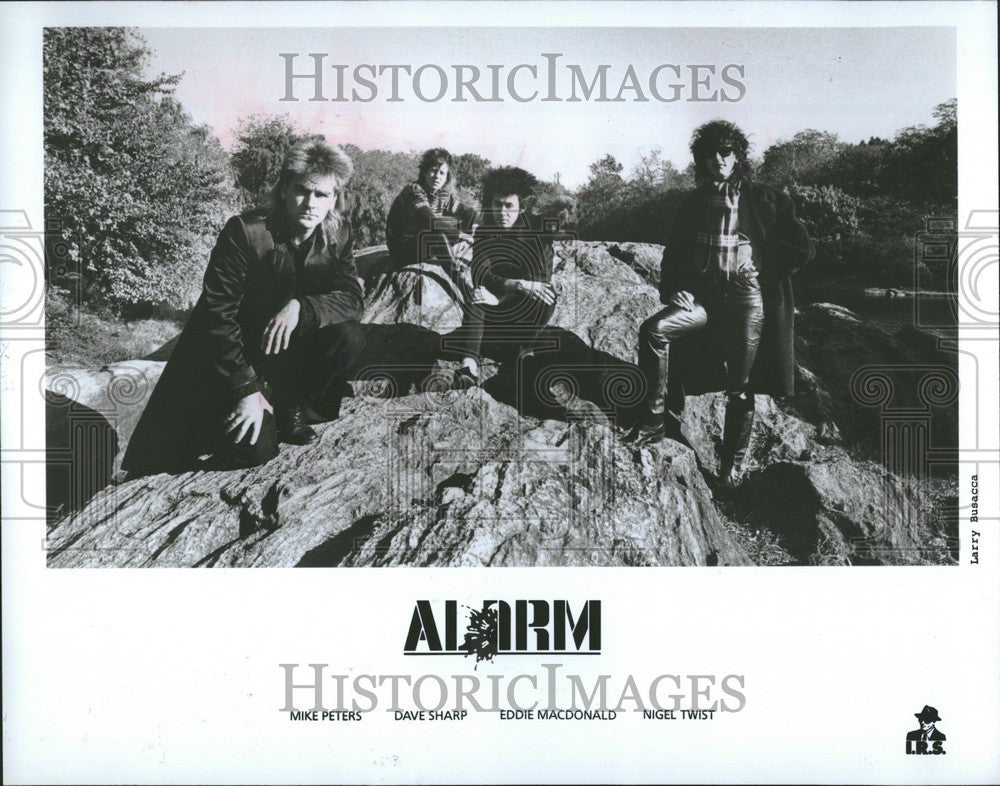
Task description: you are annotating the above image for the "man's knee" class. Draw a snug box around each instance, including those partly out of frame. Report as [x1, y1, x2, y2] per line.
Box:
[640, 312, 671, 345]
[317, 320, 366, 360]
[641, 305, 706, 343]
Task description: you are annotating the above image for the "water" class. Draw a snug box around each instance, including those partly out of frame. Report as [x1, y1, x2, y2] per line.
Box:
[797, 287, 958, 337]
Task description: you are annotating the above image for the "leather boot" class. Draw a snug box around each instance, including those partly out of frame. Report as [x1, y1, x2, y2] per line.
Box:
[276, 406, 318, 445]
[623, 407, 666, 444]
[718, 396, 755, 491]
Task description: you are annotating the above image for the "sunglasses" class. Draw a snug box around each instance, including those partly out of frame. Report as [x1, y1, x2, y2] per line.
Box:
[714, 146, 735, 157]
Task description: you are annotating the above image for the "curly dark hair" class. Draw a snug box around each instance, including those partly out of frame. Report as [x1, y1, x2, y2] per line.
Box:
[481, 166, 538, 207]
[417, 148, 456, 189]
[690, 120, 753, 180]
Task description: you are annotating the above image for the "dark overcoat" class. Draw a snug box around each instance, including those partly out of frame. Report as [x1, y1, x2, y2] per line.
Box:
[659, 180, 814, 398]
[472, 212, 555, 297]
[122, 210, 363, 474]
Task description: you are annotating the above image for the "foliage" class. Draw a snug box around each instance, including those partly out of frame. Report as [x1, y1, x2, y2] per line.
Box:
[45, 26, 958, 320]
[758, 130, 845, 186]
[575, 152, 693, 242]
[783, 184, 862, 242]
[45, 288, 182, 366]
[879, 99, 957, 206]
[762, 101, 957, 207]
[452, 153, 491, 195]
[44, 28, 237, 313]
[342, 145, 420, 247]
[532, 175, 577, 226]
[230, 114, 300, 210]
[573, 101, 956, 286]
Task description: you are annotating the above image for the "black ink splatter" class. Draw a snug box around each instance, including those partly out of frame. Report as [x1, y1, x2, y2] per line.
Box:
[460, 603, 498, 665]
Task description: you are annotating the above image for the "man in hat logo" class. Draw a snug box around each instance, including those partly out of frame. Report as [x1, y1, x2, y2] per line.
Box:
[906, 705, 946, 754]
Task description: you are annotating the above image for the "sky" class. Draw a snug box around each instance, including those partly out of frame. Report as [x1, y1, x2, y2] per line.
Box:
[140, 26, 956, 189]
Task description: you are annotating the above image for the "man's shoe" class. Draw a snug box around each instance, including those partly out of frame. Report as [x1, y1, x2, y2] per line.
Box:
[715, 464, 741, 495]
[302, 396, 342, 425]
[453, 365, 479, 390]
[276, 407, 318, 445]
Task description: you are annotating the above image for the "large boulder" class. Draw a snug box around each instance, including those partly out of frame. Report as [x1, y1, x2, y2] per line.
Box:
[44, 241, 957, 567]
[46, 388, 749, 568]
[45, 361, 163, 518]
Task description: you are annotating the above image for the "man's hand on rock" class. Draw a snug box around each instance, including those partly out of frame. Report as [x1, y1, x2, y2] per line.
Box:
[669, 290, 696, 311]
[262, 299, 301, 355]
[510, 279, 556, 306]
[469, 286, 499, 306]
[226, 391, 273, 445]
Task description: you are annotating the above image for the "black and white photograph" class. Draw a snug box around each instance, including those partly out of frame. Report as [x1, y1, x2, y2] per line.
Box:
[40, 25, 962, 568]
[2, 2, 997, 783]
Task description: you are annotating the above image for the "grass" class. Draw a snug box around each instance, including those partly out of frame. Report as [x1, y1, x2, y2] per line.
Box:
[46, 291, 183, 367]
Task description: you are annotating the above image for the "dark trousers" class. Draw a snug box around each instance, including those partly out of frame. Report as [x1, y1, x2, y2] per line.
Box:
[217, 320, 366, 468]
[450, 291, 556, 361]
[638, 277, 764, 425]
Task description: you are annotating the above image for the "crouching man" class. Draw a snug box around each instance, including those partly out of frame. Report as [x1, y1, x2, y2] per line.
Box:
[123, 138, 366, 475]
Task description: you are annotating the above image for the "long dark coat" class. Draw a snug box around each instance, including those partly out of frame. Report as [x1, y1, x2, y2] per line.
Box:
[122, 210, 363, 475]
[659, 180, 814, 398]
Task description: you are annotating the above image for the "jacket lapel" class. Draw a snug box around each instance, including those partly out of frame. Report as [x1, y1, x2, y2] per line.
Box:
[266, 213, 297, 306]
[738, 181, 765, 245]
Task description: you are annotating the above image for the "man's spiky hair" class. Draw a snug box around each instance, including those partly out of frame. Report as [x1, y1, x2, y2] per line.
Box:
[482, 166, 538, 206]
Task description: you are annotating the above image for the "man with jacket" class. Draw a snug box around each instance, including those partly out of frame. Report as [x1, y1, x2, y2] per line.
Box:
[385, 147, 476, 269]
[625, 121, 813, 490]
[123, 138, 365, 474]
[448, 166, 556, 388]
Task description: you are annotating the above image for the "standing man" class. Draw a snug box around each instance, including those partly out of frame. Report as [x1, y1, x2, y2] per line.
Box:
[123, 137, 366, 474]
[450, 166, 557, 388]
[626, 120, 813, 490]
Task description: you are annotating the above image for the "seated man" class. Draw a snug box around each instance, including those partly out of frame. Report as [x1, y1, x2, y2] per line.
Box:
[385, 147, 477, 271]
[626, 120, 813, 490]
[122, 137, 366, 475]
[449, 166, 557, 388]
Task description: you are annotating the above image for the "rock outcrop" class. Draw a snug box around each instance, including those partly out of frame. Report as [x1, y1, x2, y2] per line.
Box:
[45, 242, 957, 567]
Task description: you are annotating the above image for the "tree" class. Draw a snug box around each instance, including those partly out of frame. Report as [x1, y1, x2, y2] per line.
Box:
[631, 149, 691, 191]
[758, 130, 845, 186]
[819, 138, 892, 197]
[44, 28, 236, 313]
[880, 98, 957, 205]
[230, 114, 300, 210]
[576, 155, 628, 239]
[452, 153, 492, 195]
[342, 145, 418, 247]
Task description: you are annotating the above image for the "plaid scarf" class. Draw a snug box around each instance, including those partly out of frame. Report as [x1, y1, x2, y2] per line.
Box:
[411, 182, 454, 217]
[694, 178, 741, 280]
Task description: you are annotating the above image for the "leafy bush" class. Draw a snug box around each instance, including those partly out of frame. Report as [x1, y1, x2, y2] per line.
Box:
[44, 28, 237, 314]
[230, 114, 300, 210]
[784, 184, 862, 243]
